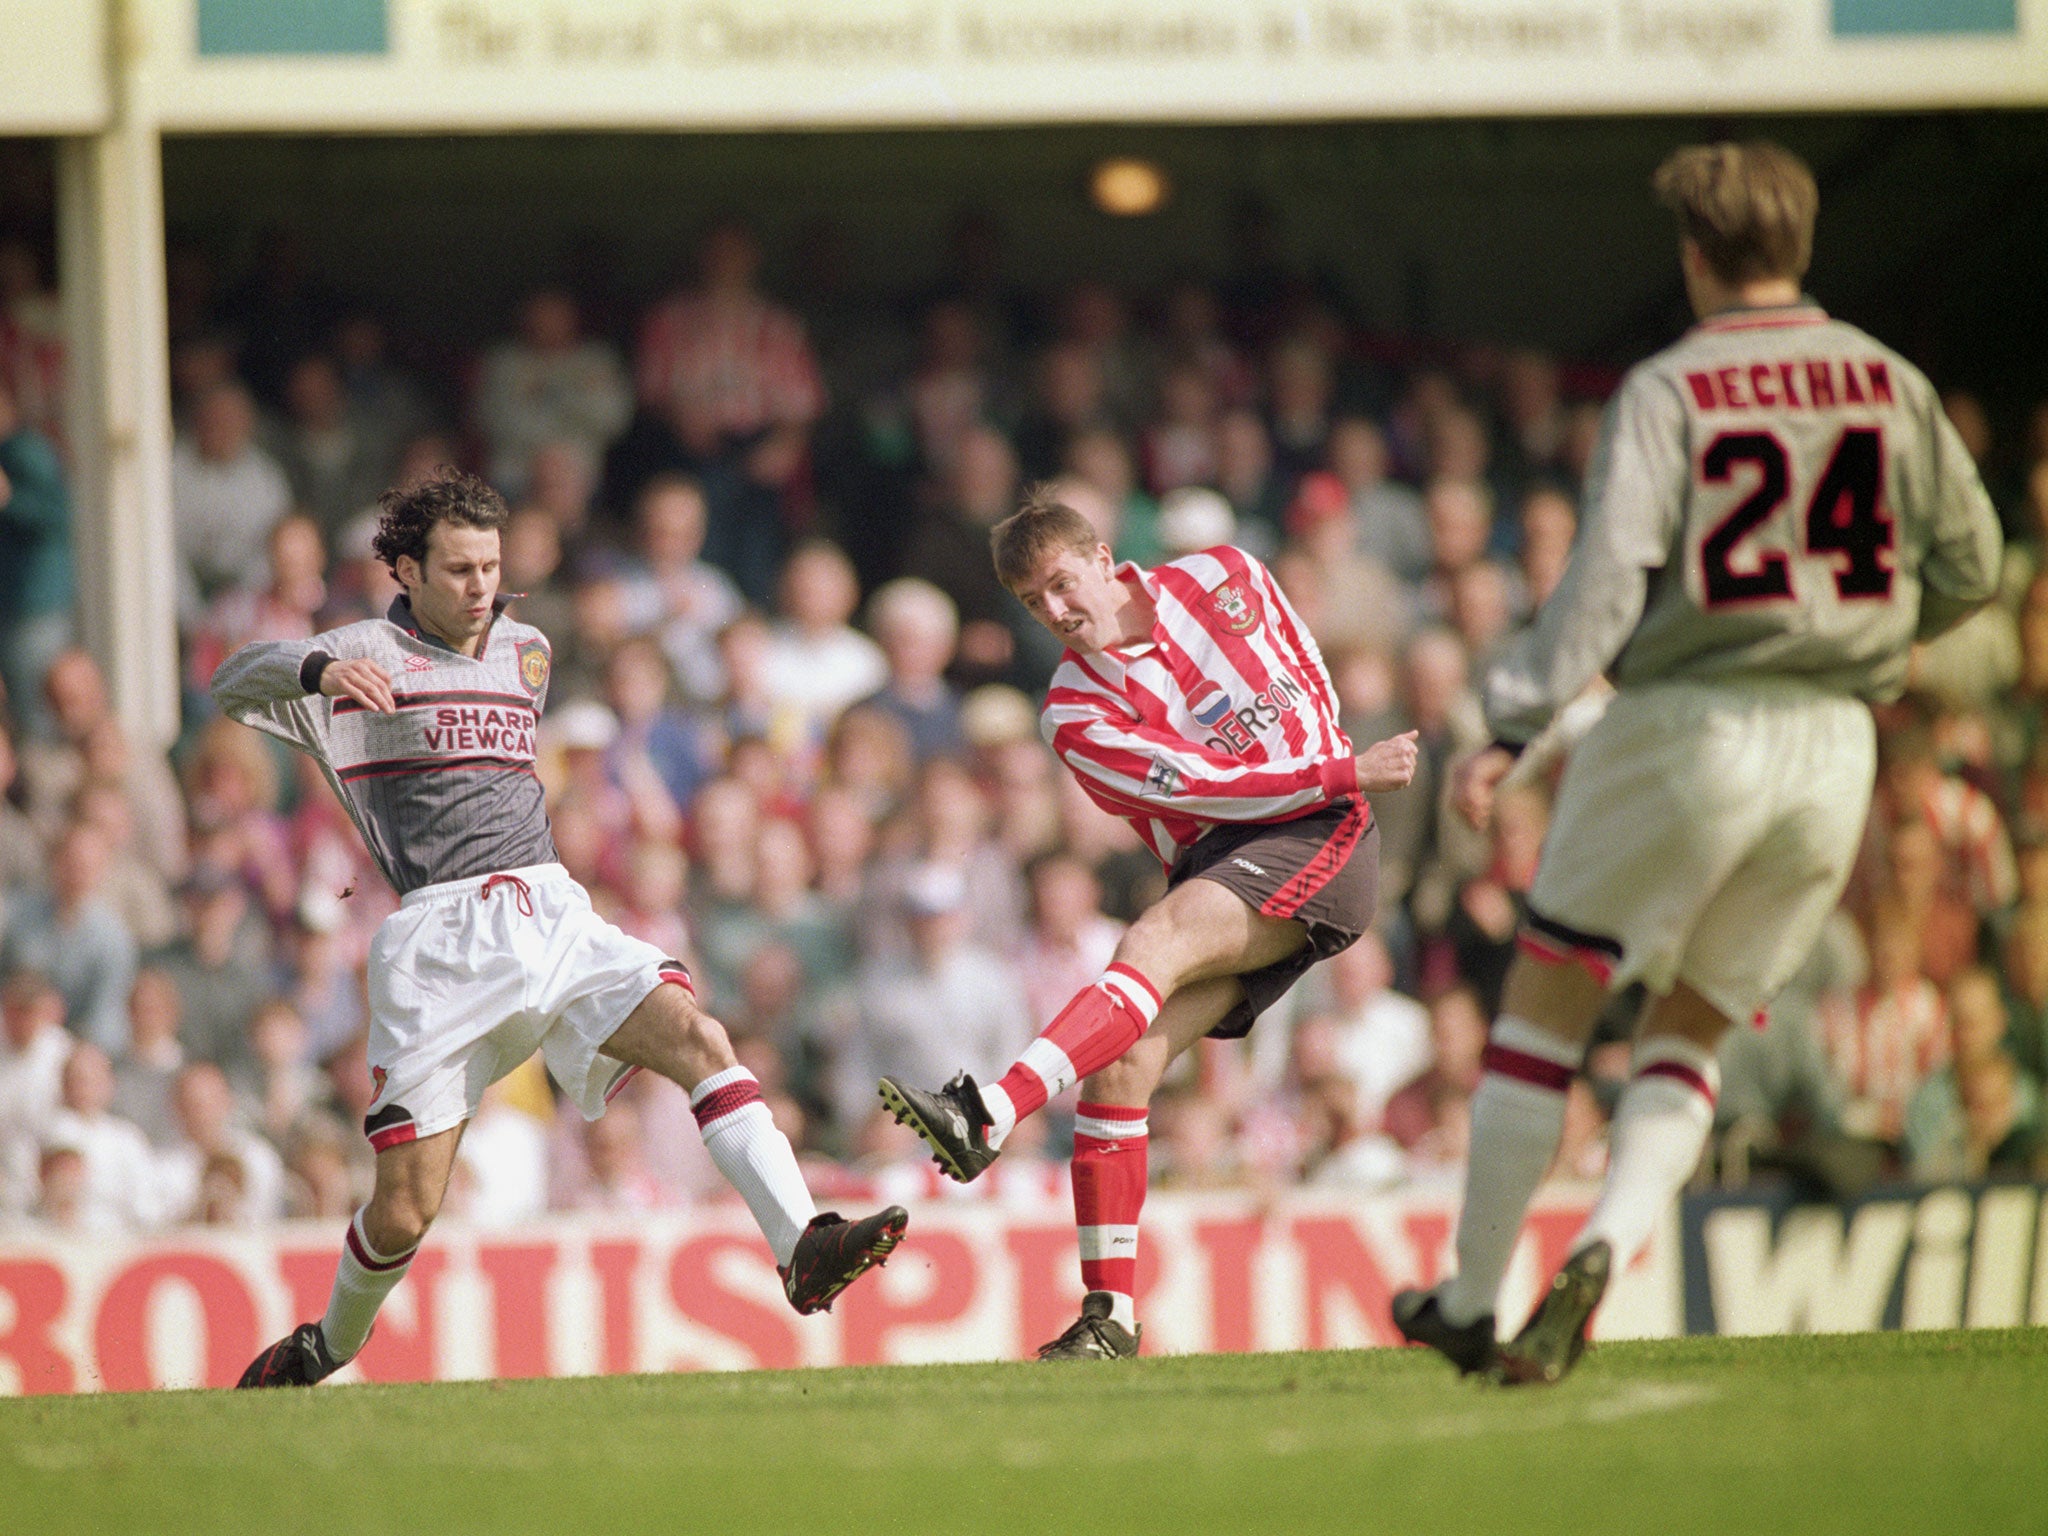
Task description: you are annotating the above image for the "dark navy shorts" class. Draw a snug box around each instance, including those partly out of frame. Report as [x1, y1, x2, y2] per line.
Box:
[1168, 798, 1380, 1039]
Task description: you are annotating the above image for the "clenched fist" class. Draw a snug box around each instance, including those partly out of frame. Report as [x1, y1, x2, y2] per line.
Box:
[1354, 729, 1420, 795]
[1449, 743, 1517, 829]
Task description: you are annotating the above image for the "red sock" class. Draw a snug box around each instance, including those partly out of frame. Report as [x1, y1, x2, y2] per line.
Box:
[985, 964, 1161, 1137]
[1073, 1102, 1149, 1322]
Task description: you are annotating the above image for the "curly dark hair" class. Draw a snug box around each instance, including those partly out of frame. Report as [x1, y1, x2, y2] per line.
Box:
[371, 469, 510, 576]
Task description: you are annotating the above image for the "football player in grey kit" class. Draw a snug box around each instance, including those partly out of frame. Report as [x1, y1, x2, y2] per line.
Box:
[223, 470, 905, 1388]
[1393, 141, 2003, 1384]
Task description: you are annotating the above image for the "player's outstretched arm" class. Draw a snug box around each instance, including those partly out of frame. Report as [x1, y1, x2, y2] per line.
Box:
[1916, 406, 2004, 642]
[1484, 375, 1683, 748]
[210, 631, 392, 754]
[210, 637, 331, 719]
[1354, 729, 1420, 795]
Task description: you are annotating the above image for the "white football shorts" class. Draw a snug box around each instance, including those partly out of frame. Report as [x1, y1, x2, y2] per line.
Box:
[1524, 678, 1875, 1025]
[360, 862, 688, 1151]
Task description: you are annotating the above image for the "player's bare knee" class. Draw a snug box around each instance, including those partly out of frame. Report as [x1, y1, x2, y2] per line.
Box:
[1644, 981, 1733, 1050]
[363, 1185, 437, 1253]
[1085, 1055, 1153, 1106]
[675, 1005, 735, 1073]
[1500, 952, 1606, 1045]
[625, 984, 735, 1090]
[1114, 903, 1199, 989]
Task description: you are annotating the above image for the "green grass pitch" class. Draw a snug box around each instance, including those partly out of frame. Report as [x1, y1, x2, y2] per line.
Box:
[4, 1329, 2043, 1535]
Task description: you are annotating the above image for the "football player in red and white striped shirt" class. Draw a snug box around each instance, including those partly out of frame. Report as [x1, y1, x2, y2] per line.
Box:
[881, 492, 1419, 1358]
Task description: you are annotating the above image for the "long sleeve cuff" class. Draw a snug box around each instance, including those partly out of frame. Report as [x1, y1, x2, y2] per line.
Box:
[298, 650, 335, 695]
[1319, 753, 1360, 800]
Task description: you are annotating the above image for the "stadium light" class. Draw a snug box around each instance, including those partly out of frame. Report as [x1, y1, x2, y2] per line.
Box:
[1089, 156, 1171, 217]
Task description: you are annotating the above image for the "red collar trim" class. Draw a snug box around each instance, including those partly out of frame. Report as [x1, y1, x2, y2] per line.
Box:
[1696, 302, 1829, 334]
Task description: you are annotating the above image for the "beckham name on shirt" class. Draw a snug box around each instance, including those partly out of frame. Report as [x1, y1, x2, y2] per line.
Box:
[1684, 356, 1895, 414]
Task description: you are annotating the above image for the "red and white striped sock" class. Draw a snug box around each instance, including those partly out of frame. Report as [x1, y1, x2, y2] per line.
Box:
[1576, 1035, 1719, 1266]
[1440, 1016, 1579, 1327]
[691, 1065, 815, 1266]
[1072, 1101, 1149, 1333]
[321, 1208, 417, 1362]
[981, 963, 1162, 1149]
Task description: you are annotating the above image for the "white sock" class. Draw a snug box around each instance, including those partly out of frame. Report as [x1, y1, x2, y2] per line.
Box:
[691, 1066, 815, 1266]
[321, 1209, 417, 1362]
[1440, 1016, 1578, 1327]
[980, 1081, 1018, 1149]
[1576, 1034, 1719, 1267]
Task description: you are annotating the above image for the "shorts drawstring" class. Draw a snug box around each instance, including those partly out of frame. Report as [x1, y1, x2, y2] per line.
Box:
[480, 872, 534, 917]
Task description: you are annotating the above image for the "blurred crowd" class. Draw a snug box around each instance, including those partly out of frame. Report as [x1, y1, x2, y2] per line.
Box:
[4, 210, 2048, 1240]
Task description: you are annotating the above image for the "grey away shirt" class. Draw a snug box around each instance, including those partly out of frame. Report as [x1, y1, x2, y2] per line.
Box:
[1485, 302, 2004, 746]
[211, 596, 558, 896]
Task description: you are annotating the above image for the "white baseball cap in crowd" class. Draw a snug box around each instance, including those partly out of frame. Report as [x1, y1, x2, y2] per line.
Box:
[551, 698, 620, 752]
[1157, 486, 1237, 555]
[900, 860, 969, 917]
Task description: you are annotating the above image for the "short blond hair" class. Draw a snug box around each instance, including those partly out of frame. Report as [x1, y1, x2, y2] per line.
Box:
[990, 485, 1101, 589]
[867, 577, 959, 644]
[1653, 140, 1817, 285]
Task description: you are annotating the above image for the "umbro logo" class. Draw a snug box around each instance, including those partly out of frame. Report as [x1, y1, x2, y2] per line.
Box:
[1231, 857, 1268, 877]
[404, 655, 433, 673]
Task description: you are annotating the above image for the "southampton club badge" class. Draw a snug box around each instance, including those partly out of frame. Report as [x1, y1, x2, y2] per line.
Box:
[517, 638, 550, 698]
[1209, 580, 1261, 636]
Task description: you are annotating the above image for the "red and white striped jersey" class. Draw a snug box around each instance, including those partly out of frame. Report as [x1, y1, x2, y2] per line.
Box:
[1824, 978, 1949, 1142]
[633, 292, 825, 439]
[1041, 545, 1358, 869]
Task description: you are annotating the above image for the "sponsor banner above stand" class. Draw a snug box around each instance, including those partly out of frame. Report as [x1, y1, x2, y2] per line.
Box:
[0, 0, 107, 133]
[1682, 1181, 2048, 1335]
[123, 0, 2048, 133]
[0, 1187, 1682, 1395]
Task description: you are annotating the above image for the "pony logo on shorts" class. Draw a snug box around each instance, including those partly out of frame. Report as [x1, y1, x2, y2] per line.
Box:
[517, 639, 550, 698]
[1208, 580, 1261, 636]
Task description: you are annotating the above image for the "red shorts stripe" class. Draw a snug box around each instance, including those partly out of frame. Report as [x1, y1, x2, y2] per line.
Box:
[1261, 799, 1371, 920]
[1481, 1041, 1574, 1094]
[659, 968, 696, 997]
[1639, 1059, 1717, 1108]
[692, 1079, 764, 1128]
[367, 1120, 419, 1153]
[1514, 930, 1615, 986]
[604, 1064, 644, 1105]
